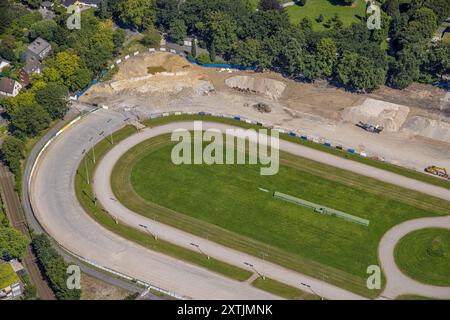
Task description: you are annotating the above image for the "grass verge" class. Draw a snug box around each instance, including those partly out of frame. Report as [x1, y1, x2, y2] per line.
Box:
[75, 125, 252, 283]
[143, 115, 450, 190]
[251, 277, 320, 300]
[395, 228, 450, 286]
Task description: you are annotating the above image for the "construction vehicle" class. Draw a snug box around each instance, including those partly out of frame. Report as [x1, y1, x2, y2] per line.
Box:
[424, 166, 449, 179]
[356, 121, 384, 133]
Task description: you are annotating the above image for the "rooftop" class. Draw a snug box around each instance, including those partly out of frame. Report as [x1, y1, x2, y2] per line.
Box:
[0, 77, 17, 94]
[27, 37, 51, 56]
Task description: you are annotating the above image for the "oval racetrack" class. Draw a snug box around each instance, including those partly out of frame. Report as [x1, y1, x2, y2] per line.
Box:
[30, 108, 450, 300]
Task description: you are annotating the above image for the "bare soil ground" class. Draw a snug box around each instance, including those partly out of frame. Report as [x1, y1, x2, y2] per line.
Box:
[80, 273, 130, 300]
[81, 52, 450, 172]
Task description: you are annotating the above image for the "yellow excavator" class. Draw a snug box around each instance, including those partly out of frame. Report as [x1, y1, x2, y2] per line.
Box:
[424, 166, 449, 179]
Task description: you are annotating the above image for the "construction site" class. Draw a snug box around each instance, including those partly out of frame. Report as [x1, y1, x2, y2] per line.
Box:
[80, 51, 450, 176]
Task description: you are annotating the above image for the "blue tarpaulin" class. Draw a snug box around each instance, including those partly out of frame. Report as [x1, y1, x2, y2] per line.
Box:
[188, 58, 256, 71]
[300, 136, 307, 140]
[234, 117, 241, 121]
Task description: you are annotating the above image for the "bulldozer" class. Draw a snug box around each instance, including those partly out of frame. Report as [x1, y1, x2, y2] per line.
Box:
[424, 166, 449, 179]
[356, 121, 384, 134]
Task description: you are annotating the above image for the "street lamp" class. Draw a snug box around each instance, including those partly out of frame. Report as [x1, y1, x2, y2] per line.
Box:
[244, 262, 265, 280]
[300, 282, 322, 300]
[89, 137, 96, 164]
[81, 149, 89, 184]
[139, 224, 158, 241]
[190, 243, 209, 260]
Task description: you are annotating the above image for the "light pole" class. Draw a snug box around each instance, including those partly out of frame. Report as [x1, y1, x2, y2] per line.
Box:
[300, 282, 322, 300]
[89, 137, 96, 164]
[82, 149, 89, 184]
[190, 243, 209, 260]
[139, 224, 158, 241]
[244, 262, 264, 280]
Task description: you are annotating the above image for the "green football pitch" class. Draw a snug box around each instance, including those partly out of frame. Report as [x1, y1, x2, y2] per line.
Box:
[111, 133, 450, 297]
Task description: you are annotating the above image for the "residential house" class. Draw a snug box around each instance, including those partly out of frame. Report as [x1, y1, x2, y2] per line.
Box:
[27, 37, 52, 61]
[0, 262, 22, 300]
[0, 77, 22, 97]
[19, 37, 51, 86]
[19, 57, 44, 86]
[183, 37, 196, 47]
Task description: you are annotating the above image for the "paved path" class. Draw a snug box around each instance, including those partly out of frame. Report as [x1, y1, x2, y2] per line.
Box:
[30, 109, 279, 300]
[379, 216, 450, 299]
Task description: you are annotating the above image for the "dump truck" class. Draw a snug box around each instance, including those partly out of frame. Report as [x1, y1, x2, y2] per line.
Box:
[424, 166, 449, 179]
[356, 121, 384, 134]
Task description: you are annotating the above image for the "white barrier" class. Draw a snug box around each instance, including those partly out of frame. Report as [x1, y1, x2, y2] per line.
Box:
[124, 55, 130, 60]
[133, 51, 139, 56]
[160, 48, 166, 52]
[149, 48, 155, 52]
[116, 59, 122, 64]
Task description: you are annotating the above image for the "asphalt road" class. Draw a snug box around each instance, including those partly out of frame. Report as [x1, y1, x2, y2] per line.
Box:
[30, 109, 279, 300]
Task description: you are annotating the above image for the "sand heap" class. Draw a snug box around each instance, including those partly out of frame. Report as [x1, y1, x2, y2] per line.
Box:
[402, 116, 450, 143]
[341, 98, 410, 132]
[225, 76, 286, 100]
[115, 52, 191, 80]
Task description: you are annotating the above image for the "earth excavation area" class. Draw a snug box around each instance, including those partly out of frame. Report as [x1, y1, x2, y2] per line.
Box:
[81, 52, 450, 172]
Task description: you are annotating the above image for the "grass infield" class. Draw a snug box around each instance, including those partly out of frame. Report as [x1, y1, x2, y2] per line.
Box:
[75, 125, 253, 283]
[251, 277, 320, 300]
[395, 228, 450, 286]
[111, 120, 450, 298]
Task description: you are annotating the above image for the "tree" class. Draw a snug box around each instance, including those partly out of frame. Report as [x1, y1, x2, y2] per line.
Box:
[0, 226, 29, 260]
[11, 104, 51, 139]
[116, 0, 155, 30]
[191, 37, 197, 57]
[35, 83, 69, 120]
[169, 19, 187, 45]
[314, 37, 338, 78]
[29, 20, 58, 41]
[1, 136, 24, 176]
[113, 29, 127, 55]
[140, 27, 161, 47]
[197, 52, 212, 64]
[231, 39, 260, 67]
[206, 12, 238, 56]
[336, 51, 386, 92]
[32, 234, 81, 300]
[259, 0, 282, 11]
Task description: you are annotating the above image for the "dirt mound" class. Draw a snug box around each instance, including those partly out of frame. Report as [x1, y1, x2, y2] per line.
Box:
[341, 98, 410, 132]
[225, 76, 286, 100]
[402, 116, 450, 143]
[115, 52, 192, 80]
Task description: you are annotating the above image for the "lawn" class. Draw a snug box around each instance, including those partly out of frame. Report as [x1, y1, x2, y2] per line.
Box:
[111, 132, 450, 297]
[395, 228, 450, 286]
[75, 126, 252, 283]
[0, 263, 19, 289]
[252, 277, 320, 300]
[287, 0, 367, 31]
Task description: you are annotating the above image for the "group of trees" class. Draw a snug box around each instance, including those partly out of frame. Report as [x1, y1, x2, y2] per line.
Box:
[32, 234, 81, 300]
[150, 0, 449, 92]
